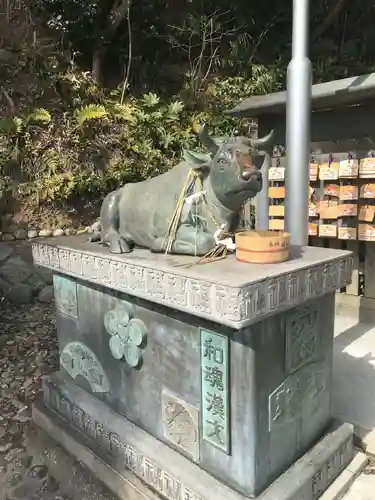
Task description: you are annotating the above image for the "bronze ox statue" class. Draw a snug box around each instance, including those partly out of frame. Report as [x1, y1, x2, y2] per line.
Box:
[89, 124, 275, 256]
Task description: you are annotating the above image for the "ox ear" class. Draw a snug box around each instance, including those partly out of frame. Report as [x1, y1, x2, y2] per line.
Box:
[183, 150, 211, 177]
[191, 163, 211, 177]
[198, 124, 219, 154]
[183, 149, 210, 164]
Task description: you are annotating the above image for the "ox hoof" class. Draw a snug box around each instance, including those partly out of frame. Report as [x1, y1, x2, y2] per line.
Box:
[109, 237, 131, 254]
[88, 233, 101, 243]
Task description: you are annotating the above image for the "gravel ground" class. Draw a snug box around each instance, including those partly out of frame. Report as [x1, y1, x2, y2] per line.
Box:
[0, 299, 58, 431]
[0, 299, 115, 500]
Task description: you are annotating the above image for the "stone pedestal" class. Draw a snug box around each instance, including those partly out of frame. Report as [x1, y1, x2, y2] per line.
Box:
[32, 236, 354, 500]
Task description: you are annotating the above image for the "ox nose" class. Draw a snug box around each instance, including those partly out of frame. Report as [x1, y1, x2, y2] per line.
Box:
[242, 170, 260, 182]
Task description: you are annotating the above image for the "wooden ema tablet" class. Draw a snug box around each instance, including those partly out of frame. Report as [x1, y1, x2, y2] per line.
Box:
[269, 219, 285, 230]
[235, 230, 290, 264]
[268, 186, 285, 199]
[360, 158, 375, 178]
[269, 204, 285, 217]
[309, 223, 318, 236]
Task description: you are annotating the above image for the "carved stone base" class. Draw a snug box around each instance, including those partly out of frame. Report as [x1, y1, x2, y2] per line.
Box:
[34, 373, 355, 500]
[31, 236, 353, 329]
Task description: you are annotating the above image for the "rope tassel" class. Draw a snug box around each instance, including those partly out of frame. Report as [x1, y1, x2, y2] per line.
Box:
[174, 244, 229, 269]
[163, 168, 196, 255]
[195, 244, 229, 264]
[163, 168, 235, 266]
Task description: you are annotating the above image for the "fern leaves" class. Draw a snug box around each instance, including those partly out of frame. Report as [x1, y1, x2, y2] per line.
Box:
[0, 117, 23, 135]
[75, 104, 108, 127]
[25, 108, 52, 125]
[106, 103, 136, 123]
[0, 109, 51, 137]
[40, 149, 60, 175]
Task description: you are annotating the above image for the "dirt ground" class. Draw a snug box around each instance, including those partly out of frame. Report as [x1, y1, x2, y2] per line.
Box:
[0, 299, 114, 500]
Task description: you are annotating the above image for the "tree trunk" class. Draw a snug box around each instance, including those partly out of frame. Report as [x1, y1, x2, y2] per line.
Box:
[91, 0, 131, 83]
[92, 47, 107, 83]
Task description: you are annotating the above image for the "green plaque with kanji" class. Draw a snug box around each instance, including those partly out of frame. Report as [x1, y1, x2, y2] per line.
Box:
[200, 329, 230, 454]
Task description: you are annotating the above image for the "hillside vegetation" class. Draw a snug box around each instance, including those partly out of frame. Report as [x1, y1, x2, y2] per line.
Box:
[1, 0, 375, 229]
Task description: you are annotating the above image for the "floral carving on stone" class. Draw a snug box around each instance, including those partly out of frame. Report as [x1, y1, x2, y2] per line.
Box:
[104, 301, 147, 368]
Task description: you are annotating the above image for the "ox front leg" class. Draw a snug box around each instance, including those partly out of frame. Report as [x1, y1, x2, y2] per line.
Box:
[170, 226, 215, 256]
[100, 190, 132, 254]
[104, 229, 131, 254]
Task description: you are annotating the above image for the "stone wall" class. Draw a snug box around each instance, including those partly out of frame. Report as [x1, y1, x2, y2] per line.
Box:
[0, 216, 100, 304]
[0, 241, 54, 304]
[0, 227, 74, 242]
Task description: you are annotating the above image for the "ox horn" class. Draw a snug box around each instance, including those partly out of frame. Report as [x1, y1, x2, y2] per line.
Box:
[198, 124, 219, 154]
[245, 129, 275, 149]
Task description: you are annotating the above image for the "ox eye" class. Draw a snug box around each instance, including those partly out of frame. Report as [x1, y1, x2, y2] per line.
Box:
[217, 158, 226, 172]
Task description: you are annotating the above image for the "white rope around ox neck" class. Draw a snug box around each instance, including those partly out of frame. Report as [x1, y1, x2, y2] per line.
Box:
[164, 168, 237, 267]
[214, 224, 236, 252]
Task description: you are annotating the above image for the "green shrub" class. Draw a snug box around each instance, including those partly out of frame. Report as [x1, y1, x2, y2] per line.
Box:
[0, 64, 278, 205]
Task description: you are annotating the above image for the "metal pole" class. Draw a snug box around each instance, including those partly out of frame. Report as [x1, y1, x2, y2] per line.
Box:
[285, 0, 312, 247]
[256, 153, 270, 231]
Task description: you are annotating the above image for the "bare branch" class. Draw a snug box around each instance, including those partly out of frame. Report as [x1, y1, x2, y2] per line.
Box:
[202, 46, 220, 86]
[162, 9, 244, 95]
[249, 12, 281, 62]
[2, 88, 16, 117]
[312, 0, 349, 42]
[120, 0, 132, 104]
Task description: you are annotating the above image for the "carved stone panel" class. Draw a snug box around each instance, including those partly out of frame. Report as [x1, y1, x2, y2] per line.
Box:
[285, 303, 319, 374]
[240, 283, 266, 319]
[53, 274, 78, 318]
[104, 300, 147, 368]
[323, 262, 339, 291]
[310, 437, 352, 500]
[268, 362, 326, 432]
[44, 379, 202, 500]
[306, 267, 324, 298]
[32, 242, 353, 329]
[43, 377, 353, 500]
[60, 341, 110, 393]
[201, 329, 230, 454]
[161, 390, 200, 462]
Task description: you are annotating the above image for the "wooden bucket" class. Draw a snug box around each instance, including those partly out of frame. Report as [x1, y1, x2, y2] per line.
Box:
[235, 230, 291, 264]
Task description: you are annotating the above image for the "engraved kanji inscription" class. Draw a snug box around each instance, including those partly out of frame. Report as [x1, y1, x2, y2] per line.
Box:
[204, 366, 224, 391]
[205, 393, 225, 420]
[45, 380, 203, 500]
[206, 419, 225, 445]
[201, 329, 229, 454]
[32, 242, 353, 329]
[285, 303, 319, 374]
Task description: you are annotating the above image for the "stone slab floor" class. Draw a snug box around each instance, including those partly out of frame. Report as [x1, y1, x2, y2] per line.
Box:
[1, 297, 375, 500]
[344, 469, 375, 500]
[333, 307, 375, 499]
[333, 309, 375, 451]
